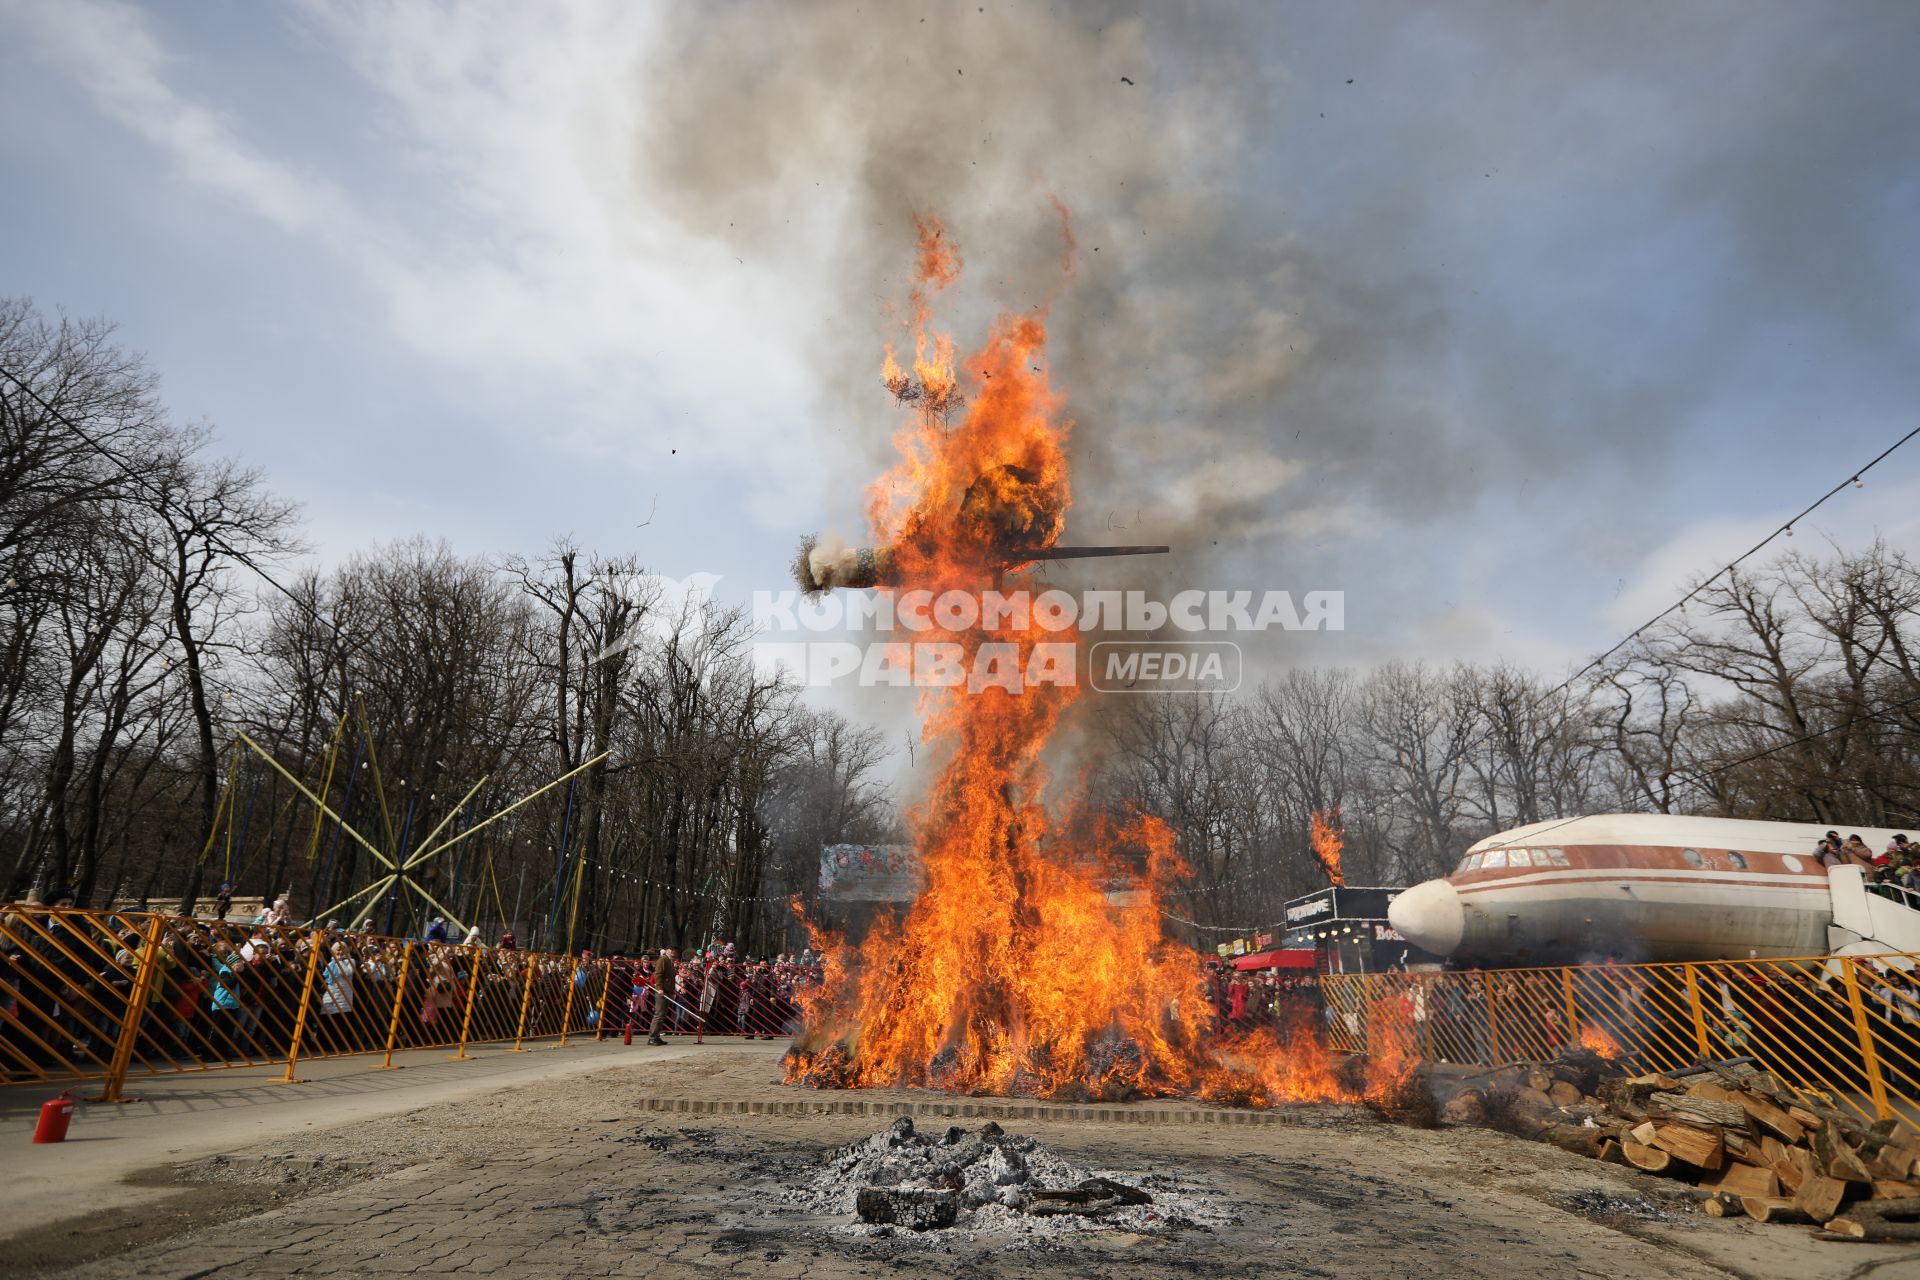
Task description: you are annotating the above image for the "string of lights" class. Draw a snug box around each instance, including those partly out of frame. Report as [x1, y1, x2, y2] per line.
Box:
[573, 853, 801, 905]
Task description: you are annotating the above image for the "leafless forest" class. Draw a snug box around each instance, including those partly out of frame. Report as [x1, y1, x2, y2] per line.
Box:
[5, 299, 1918, 949]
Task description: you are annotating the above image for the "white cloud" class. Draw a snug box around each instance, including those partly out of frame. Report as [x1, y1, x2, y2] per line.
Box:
[6, 0, 829, 531]
[1602, 472, 1920, 633]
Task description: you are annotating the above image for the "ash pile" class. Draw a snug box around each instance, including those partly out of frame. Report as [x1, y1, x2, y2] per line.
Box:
[786, 1116, 1226, 1240]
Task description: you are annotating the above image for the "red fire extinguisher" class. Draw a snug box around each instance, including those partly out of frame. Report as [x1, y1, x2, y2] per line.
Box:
[33, 1091, 75, 1144]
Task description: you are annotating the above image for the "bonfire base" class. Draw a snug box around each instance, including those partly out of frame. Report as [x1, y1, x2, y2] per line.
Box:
[855, 1188, 960, 1231]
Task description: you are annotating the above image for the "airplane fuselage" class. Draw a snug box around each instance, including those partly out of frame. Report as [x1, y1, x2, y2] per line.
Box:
[1387, 814, 1912, 966]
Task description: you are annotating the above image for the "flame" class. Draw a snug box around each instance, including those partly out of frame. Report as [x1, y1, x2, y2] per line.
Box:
[787, 213, 1397, 1109]
[1579, 1024, 1622, 1058]
[1310, 807, 1346, 887]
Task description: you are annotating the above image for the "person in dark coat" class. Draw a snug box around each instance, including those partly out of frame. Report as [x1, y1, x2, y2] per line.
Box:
[647, 948, 677, 1045]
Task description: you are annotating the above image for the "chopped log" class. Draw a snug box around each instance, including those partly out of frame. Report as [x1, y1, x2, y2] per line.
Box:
[1871, 1144, 1920, 1180]
[1874, 1180, 1920, 1200]
[1844, 1196, 1920, 1219]
[1498, 1086, 1556, 1137]
[1629, 1121, 1659, 1146]
[1771, 1158, 1807, 1196]
[1702, 1193, 1739, 1218]
[1598, 1074, 1683, 1113]
[1758, 1135, 1788, 1166]
[1731, 1091, 1806, 1144]
[1648, 1091, 1750, 1131]
[1814, 1123, 1875, 1184]
[1651, 1122, 1726, 1171]
[1722, 1130, 1766, 1166]
[1599, 1139, 1624, 1165]
[1822, 1218, 1920, 1242]
[1687, 1080, 1742, 1104]
[1524, 1068, 1555, 1094]
[1548, 1080, 1583, 1108]
[1740, 1195, 1812, 1224]
[1622, 1140, 1674, 1174]
[1786, 1105, 1824, 1132]
[1702, 1164, 1778, 1199]
[1540, 1123, 1603, 1158]
[1795, 1173, 1851, 1223]
[1442, 1090, 1486, 1126]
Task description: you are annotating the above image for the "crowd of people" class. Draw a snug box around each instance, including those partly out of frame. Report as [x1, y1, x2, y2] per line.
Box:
[1202, 962, 1324, 1035]
[1813, 830, 1920, 895]
[0, 889, 836, 1080]
[610, 943, 825, 1042]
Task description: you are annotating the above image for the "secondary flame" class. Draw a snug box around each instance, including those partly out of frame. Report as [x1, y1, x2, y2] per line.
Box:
[1310, 807, 1346, 887]
[1579, 1024, 1622, 1058]
[788, 213, 1397, 1109]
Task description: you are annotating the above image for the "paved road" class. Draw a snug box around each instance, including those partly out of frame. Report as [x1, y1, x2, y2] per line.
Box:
[3, 1036, 689, 1242]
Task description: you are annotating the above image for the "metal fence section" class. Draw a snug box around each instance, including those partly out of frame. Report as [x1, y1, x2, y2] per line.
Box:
[0, 907, 611, 1097]
[1323, 953, 1920, 1132]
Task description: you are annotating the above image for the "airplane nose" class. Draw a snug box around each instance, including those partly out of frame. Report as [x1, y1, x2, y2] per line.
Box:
[1389, 879, 1464, 956]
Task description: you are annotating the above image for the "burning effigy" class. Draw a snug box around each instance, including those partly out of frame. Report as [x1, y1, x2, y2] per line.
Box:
[784, 213, 1412, 1111]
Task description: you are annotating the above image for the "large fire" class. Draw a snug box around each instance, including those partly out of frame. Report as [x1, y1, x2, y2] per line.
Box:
[787, 214, 1409, 1109]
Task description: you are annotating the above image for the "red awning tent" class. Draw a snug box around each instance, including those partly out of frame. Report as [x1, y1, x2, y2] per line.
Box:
[1231, 948, 1317, 972]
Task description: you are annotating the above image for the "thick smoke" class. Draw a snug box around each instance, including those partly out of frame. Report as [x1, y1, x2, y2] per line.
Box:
[634, 0, 1920, 660]
[635, 4, 1309, 566]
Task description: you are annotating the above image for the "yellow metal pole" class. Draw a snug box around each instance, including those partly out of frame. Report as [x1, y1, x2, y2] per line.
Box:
[510, 955, 537, 1052]
[305, 716, 347, 863]
[596, 959, 616, 1041]
[1839, 958, 1893, 1120]
[1683, 964, 1711, 1062]
[90, 914, 167, 1104]
[354, 693, 397, 853]
[401, 776, 490, 872]
[563, 849, 587, 958]
[408, 752, 610, 865]
[373, 941, 415, 1070]
[281, 928, 328, 1083]
[449, 944, 483, 1061]
[558, 956, 582, 1048]
[1482, 970, 1501, 1062]
[1561, 969, 1579, 1049]
[196, 753, 239, 871]
[236, 732, 393, 870]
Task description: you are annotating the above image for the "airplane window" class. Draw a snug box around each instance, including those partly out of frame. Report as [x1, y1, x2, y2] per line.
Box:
[1530, 850, 1553, 867]
[1548, 849, 1570, 867]
[1727, 851, 1749, 870]
[1682, 848, 1706, 868]
[1465, 853, 1482, 870]
[1483, 850, 1507, 869]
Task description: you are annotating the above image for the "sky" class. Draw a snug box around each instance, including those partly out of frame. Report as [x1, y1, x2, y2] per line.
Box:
[2, 0, 1917, 701]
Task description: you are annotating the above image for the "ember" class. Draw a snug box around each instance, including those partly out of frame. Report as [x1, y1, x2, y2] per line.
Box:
[785, 213, 1409, 1110]
[784, 1117, 1215, 1240]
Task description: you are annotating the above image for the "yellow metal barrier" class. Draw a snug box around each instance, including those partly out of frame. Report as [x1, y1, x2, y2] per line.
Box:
[1324, 951, 1920, 1134]
[0, 907, 615, 1095]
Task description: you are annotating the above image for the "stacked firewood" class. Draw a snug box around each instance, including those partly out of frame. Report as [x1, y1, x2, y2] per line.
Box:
[1435, 1054, 1920, 1241]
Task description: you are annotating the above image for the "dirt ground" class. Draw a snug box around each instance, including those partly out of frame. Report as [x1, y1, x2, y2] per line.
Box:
[9, 1045, 1917, 1280]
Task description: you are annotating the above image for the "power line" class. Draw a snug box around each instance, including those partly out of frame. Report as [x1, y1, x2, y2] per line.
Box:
[1545, 422, 1920, 703]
